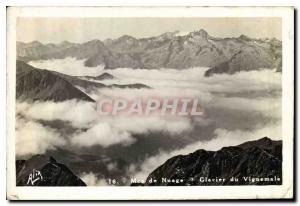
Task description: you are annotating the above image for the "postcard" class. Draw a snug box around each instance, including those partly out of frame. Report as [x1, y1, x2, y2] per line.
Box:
[6, 6, 294, 200]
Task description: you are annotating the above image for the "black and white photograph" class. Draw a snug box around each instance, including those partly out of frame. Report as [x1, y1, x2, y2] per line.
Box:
[6, 6, 294, 200]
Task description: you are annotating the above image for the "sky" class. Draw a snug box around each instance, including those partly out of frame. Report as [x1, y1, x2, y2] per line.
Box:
[17, 17, 282, 43]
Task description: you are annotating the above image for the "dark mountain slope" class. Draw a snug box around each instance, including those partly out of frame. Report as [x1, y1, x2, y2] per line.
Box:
[84, 72, 115, 81]
[16, 155, 86, 186]
[238, 136, 282, 151]
[51, 71, 150, 91]
[16, 60, 35, 75]
[204, 48, 274, 76]
[143, 137, 282, 186]
[16, 61, 95, 102]
[16, 61, 151, 101]
[109, 83, 151, 89]
[50, 71, 106, 93]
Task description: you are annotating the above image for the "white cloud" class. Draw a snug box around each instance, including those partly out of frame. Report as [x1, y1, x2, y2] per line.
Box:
[209, 96, 282, 119]
[107, 162, 117, 171]
[80, 172, 109, 186]
[28, 57, 105, 76]
[71, 122, 135, 148]
[107, 116, 193, 135]
[95, 66, 281, 95]
[16, 118, 66, 156]
[17, 100, 98, 128]
[17, 101, 195, 148]
[68, 115, 194, 148]
[29, 58, 281, 95]
[175, 31, 190, 37]
[18, 58, 282, 172]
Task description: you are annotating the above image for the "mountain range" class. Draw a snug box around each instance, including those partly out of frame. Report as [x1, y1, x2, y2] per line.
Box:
[142, 137, 282, 186]
[17, 30, 282, 76]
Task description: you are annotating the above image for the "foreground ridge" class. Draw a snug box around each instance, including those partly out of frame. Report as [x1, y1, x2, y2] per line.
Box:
[140, 137, 282, 186]
[16, 155, 86, 186]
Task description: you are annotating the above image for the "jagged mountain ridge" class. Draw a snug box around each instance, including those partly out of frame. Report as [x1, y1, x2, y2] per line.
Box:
[17, 30, 282, 75]
[16, 61, 151, 102]
[16, 60, 96, 102]
[143, 137, 282, 186]
[16, 155, 86, 186]
[84, 72, 115, 81]
[15, 137, 282, 186]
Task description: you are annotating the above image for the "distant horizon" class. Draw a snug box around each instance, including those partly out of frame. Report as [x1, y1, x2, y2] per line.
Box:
[17, 17, 282, 44]
[17, 29, 282, 45]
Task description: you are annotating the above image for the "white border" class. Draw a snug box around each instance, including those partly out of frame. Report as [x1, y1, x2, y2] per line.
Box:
[6, 6, 294, 200]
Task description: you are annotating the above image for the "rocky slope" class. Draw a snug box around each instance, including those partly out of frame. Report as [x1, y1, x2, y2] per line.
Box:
[143, 137, 282, 186]
[108, 83, 150, 89]
[16, 155, 86, 186]
[84, 72, 115, 81]
[17, 30, 281, 75]
[16, 61, 151, 102]
[16, 61, 96, 102]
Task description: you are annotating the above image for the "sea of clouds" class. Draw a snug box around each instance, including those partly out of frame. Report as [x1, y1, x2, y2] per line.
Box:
[17, 58, 282, 184]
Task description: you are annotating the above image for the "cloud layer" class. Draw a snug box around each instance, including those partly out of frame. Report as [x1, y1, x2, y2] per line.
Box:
[80, 172, 109, 186]
[29, 57, 105, 76]
[17, 100, 195, 152]
[16, 58, 282, 183]
[16, 117, 66, 156]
